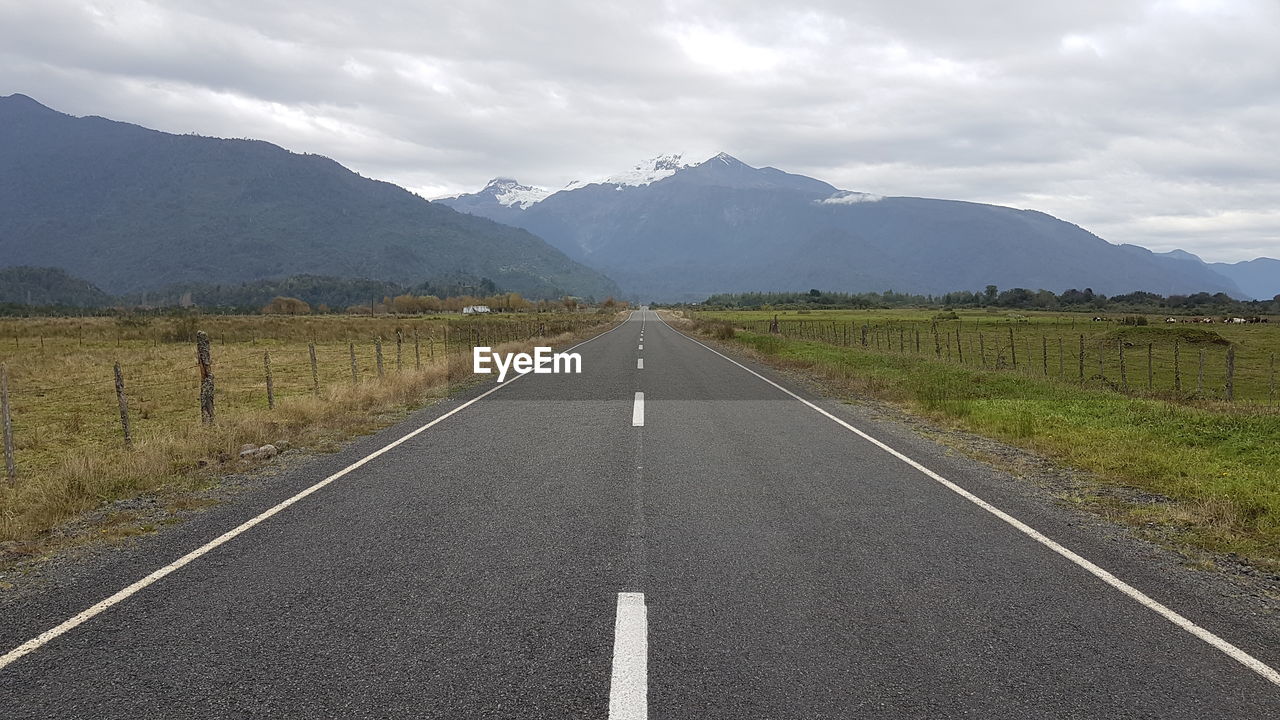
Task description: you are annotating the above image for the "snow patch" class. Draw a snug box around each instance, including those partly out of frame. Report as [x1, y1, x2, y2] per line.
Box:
[603, 153, 692, 187]
[819, 191, 884, 205]
[483, 177, 552, 208]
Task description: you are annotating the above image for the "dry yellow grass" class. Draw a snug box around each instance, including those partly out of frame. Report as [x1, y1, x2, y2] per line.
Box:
[0, 312, 615, 553]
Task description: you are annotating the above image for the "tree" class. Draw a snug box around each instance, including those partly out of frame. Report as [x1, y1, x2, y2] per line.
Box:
[996, 287, 1034, 308]
[262, 296, 310, 315]
[984, 285, 998, 304]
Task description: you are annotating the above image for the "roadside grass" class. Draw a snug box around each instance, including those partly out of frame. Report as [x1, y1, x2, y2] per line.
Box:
[688, 319, 1280, 570]
[0, 313, 615, 559]
[697, 308, 1280, 408]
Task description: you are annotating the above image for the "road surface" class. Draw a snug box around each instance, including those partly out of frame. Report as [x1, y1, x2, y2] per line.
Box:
[2, 308, 1278, 718]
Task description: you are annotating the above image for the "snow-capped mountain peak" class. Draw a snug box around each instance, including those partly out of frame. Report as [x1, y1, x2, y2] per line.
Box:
[481, 177, 552, 209]
[601, 153, 693, 187]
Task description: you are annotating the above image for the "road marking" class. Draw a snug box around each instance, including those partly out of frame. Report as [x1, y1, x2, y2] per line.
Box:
[659, 315, 1280, 689]
[608, 592, 648, 720]
[638, 344, 643, 350]
[0, 316, 635, 672]
[637, 358, 644, 369]
[632, 392, 645, 426]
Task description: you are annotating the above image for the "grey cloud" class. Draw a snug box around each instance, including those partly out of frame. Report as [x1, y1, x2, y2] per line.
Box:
[1, 0, 1277, 260]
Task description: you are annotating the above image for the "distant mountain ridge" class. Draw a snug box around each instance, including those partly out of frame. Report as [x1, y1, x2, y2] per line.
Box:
[441, 153, 1273, 301]
[1153, 251, 1280, 301]
[0, 266, 112, 306]
[0, 94, 618, 300]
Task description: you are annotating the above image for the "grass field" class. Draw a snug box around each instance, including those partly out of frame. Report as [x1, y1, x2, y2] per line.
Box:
[0, 311, 612, 551]
[687, 309, 1280, 569]
[696, 308, 1279, 407]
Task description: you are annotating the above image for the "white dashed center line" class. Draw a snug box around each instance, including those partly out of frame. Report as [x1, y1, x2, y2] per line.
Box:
[637, 358, 644, 369]
[632, 392, 644, 426]
[608, 592, 648, 720]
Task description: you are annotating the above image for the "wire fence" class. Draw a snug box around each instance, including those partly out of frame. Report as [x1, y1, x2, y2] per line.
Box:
[0, 313, 608, 481]
[712, 315, 1279, 408]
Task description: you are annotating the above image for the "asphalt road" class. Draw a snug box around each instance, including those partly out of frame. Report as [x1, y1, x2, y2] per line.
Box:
[2, 308, 1279, 718]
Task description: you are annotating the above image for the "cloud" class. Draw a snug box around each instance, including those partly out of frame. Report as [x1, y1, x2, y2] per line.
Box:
[1, 0, 1278, 262]
[818, 191, 884, 205]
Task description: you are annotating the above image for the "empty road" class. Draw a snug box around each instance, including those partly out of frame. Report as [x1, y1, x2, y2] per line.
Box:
[2, 308, 1278, 718]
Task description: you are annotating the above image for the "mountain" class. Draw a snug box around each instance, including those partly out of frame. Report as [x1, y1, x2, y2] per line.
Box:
[0, 266, 112, 306]
[0, 94, 618, 300]
[1208, 259, 1280, 301]
[1152, 251, 1280, 300]
[440, 153, 1253, 302]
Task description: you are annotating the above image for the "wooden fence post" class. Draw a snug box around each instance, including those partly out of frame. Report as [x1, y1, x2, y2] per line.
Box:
[1008, 326, 1016, 368]
[309, 343, 319, 394]
[1041, 336, 1048, 376]
[264, 351, 275, 410]
[2, 363, 15, 481]
[349, 342, 359, 384]
[414, 331, 421, 370]
[979, 333, 986, 365]
[1119, 341, 1127, 390]
[114, 362, 132, 448]
[197, 331, 214, 425]
[396, 330, 403, 372]
[375, 337, 384, 378]
[955, 329, 963, 364]
[1173, 339, 1181, 392]
[1225, 346, 1235, 402]
[1269, 353, 1276, 407]
[1057, 337, 1064, 377]
[1197, 349, 1205, 395]
[1078, 334, 1085, 382]
[1152, 340, 1162, 386]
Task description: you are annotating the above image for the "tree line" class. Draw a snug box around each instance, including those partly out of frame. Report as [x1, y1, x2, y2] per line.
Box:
[699, 286, 1280, 315]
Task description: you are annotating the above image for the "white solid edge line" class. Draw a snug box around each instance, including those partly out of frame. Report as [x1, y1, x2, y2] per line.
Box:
[608, 592, 648, 720]
[632, 392, 645, 427]
[0, 315, 634, 672]
[657, 314, 1280, 688]
[637, 358, 644, 370]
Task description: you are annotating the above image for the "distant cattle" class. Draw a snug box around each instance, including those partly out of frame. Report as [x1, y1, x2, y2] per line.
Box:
[1092, 316, 1104, 322]
[1165, 317, 1177, 323]
[1226, 317, 1247, 324]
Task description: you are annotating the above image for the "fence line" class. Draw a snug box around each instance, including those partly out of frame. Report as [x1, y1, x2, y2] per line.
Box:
[0, 314, 609, 481]
[720, 316, 1277, 408]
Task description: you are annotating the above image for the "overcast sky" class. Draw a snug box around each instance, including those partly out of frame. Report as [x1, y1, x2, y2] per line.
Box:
[2, 0, 1278, 262]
